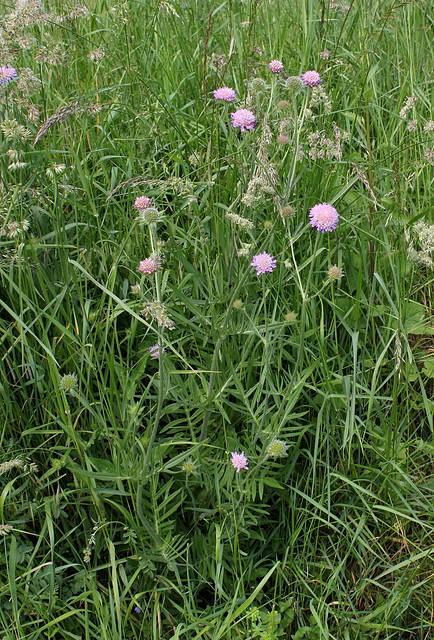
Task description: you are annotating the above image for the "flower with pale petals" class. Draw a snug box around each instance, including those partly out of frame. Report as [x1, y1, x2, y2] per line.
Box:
[251, 252, 277, 275]
[327, 265, 344, 281]
[301, 70, 322, 87]
[138, 258, 158, 274]
[134, 196, 152, 211]
[269, 59, 284, 73]
[0, 67, 17, 85]
[231, 451, 248, 473]
[149, 344, 165, 358]
[231, 109, 257, 132]
[309, 203, 339, 233]
[214, 87, 236, 102]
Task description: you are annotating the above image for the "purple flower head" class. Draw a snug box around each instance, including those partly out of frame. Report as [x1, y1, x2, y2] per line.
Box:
[309, 203, 339, 233]
[269, 59, 284, 73]
[0, 67, 17, 85]
[231, 109, 257, 132]
[138, 258, 158, 274]
[134, 606, 141, 613]
[214, 87, 236, 102]
[134, 196, 152, 211]
[149, 344, 165, 358]
[301, 70, 322, 87]
[231, 451, 248, 473]
[251, 252, 277, 275]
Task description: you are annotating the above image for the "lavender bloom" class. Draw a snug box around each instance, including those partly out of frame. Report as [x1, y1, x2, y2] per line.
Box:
[269, 59, 284, 73]
[0, 67, 17, 85]
[134, 196, 152, 211]
[149, 344, 165, 358]
[309, 203, 339, 232]
[231, 109, 257, 132]
[213, 87, 236, 102]
[301, 70, 322, 87]
[138, 258, 158, 274]
[231, 451, 248, 473]
[251, 252, 277, 275]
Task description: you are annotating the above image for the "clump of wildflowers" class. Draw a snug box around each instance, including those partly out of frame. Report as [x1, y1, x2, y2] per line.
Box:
[231, 109, 257, 132]
[214, 87, 236, 101]
[301, 70, 322, 87]
[59, 373, 78, 393]
[251, 252, 277, 275]
[309, 203, 339, 233]
[149, 344, 165, 358]
[230, 451, 248, 473]
[267, 439, 289, 458]
[269, 59, 284, 73]
[319, 49, 331, 60]
[138, 258, 159, 275]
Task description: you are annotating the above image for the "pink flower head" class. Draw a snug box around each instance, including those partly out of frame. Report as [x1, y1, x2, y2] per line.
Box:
[301, 70, 322, 87]
[309, 203, 339, 233]
[251, 252, 277, 275]
[134, 196, 152, 211]
[231, 451, 248, 473]
[231, 108, 257, 132]
[0, 67, 17, 85]
[138, 258, 158, 274]
[149, 344, 165, 358]
[213, 87, 236, 102]
[269, 59, 284, 73]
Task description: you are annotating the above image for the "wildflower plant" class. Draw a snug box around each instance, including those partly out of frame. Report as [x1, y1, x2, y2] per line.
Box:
[2, 2, 434, 639]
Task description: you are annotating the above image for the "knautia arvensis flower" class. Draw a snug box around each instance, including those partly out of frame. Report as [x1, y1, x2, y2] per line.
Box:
[138, 258, 158, 275]
[249, 78, 267, 93]
[269, 59, 284, 73]
[149, 344, 165, 358]
[59, 373, 78, 393]
[213, 87, 236, 102]
[0, 66, 17, 85]
[135, 206, 162, 225]
[251, 252, 277, 275]
[267, 439, 289, 458]
[309, 203, 339, 233]
[327, 265, 344, 281]
[301, 70, 322, 87]
[231, 109, 257, 132]
[285, 76, 305, 94]
[230, 451, 248, 473]
[182, 459, 198, 475]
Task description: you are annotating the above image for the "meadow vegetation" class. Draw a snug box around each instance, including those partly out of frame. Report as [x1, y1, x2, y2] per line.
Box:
[1, 0, 434, 637]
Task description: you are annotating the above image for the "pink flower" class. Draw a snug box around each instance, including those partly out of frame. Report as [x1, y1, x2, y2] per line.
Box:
[301, 70, 322, 87]
[149, 344, 165, 358]
[309, 203, 339, 232]
[269, 59, 284, 73]
[231, 451, 248, 473]
[231, 109, 257, 132]
[0, 67, 17, 85]
[138, 258, 158, 274]
[213, 87, 236, 102]
[134, 196, 152, 211]
[251, 252, 277, 275]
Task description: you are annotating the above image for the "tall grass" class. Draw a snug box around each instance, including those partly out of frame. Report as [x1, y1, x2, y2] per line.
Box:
[1, 0, 434, 638]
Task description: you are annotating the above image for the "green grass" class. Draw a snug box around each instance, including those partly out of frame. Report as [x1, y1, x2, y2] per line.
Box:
[1, 0, 434, 638]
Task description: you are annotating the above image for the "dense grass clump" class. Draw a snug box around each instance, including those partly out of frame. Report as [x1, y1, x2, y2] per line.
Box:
[1, 0, 434, 638]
